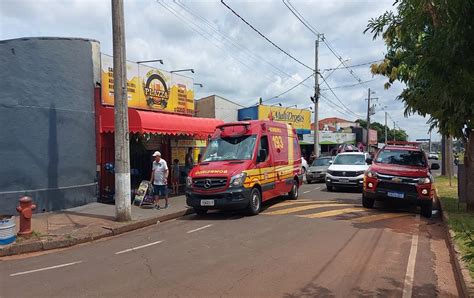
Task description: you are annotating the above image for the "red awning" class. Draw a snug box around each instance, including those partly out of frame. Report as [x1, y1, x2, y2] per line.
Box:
[99, 107, 224, 137]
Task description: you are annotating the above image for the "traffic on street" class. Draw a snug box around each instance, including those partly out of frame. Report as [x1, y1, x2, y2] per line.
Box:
[1, 182, 460, 297]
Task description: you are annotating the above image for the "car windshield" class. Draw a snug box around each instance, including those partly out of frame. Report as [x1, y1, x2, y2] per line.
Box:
[376, 149, 426, 167]
[333, 154, 365, 165]
[312, 158, 332, 166]
[202, 135, 257, 162]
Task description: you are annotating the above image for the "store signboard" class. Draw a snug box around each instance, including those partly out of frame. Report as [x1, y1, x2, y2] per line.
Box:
[258, 105, 311, 131]
[171, 139, 207, 147]
[101, 54, 195, 115]
[302, 132, 356, 145]
[369, 129, 378, 145]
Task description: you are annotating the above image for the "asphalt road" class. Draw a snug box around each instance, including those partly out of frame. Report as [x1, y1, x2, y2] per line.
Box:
[0, 183, 460, 297]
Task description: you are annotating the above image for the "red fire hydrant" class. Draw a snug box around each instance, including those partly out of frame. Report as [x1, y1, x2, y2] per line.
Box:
[16, 196, 36, 237]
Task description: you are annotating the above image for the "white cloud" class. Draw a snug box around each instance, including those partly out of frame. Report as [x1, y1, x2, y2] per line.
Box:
[0, 0, 438, 141]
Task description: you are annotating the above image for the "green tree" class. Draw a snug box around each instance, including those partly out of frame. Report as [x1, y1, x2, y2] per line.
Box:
[356, 119, 408, 143]
[365, 0, 474, 211]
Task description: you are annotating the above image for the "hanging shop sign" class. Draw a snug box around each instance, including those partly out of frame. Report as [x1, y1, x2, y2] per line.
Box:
[170, 139, 207, 148]
[257, 105, 311, 131]
[101, 54, 195, 115]
[302, 132, 356, 145]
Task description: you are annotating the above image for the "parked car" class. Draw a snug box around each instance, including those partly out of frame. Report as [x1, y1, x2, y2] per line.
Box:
[325, 152, 370, 191]
[306, 156, 333, 183]
[363, 144, 440, 218]
[186, 120, 303, 216]
[301, 156, 309, 174]
[428, 152, 439, 160]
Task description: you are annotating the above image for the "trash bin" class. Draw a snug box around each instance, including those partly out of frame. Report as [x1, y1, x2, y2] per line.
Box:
[0, 216, 16, 245]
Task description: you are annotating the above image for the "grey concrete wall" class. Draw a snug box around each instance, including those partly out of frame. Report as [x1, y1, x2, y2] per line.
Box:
[0, 37, 99, 215]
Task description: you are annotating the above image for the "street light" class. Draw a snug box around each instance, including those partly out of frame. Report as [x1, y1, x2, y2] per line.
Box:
[137, 59, 164, 65]
[170, 68, 194, 74]
[194, 83, 203, 88]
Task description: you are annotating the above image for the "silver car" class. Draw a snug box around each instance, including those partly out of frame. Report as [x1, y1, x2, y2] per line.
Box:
[306, 156, 333, 183]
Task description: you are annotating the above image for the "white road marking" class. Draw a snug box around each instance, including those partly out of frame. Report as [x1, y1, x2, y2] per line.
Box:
[303, 190, 311, 194]
[402, 214, 420, 298]
[10, 261, 83, 277]
[115, 240, 163, 255]
[187, 224, 213, 234]
[313, 187, 321, 190]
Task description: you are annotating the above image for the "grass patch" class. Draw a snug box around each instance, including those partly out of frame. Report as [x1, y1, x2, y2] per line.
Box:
[436, 176, 474, 278]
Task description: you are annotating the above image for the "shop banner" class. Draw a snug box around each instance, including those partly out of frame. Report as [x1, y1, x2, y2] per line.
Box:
[101, 54, 195, 115]
[170, 139, 207, 148]
[302, 132, 356, 145]
[258, 105, 311, 131]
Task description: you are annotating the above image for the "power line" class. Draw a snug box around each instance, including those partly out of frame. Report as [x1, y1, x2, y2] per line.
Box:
[283, 0, 366, 85]
[322, 60, 382, 72]
[319, 74, 363, 118]
[220, 0, 314, 71]
[320, 78, 378, 91]
[156, 1, 278, 85]
[173, 0, 313, 91]
[262, 73, 314, 103]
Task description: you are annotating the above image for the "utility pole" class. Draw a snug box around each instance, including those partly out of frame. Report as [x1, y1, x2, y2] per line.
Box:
[112, 0, 131, 221]
[366, 88, 371, 152]
[313, 35, 320, 158]
[429, 131, 432, 152]
[384, 111, 388, 144]
[393, 121, 396, 141]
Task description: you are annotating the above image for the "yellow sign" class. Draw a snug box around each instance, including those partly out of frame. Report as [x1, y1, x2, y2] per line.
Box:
[171, 139, 207, 147]
[101, 54, 195, 115]
[258, 105, 311, 130]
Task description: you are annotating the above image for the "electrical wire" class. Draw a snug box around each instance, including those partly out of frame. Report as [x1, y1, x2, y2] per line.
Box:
[173, 0, 313, 91]
[173, 0, 313, 89]
[220, 0, 314, 71]
[322, 60, 382, 72]
[319, 74, 363, 118]
[320, 78, 378, 91]
[262, 73, 314, 104]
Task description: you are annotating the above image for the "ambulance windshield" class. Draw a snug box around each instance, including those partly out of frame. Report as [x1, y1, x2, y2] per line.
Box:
[202, 135, 257, 161]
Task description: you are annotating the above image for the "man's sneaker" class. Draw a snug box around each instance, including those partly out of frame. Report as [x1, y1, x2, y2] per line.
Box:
[154, 205, 160, 210]
[164, 204, 169, 209]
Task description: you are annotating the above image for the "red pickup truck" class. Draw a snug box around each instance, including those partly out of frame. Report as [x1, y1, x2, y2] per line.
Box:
[362, 143, 440, 218]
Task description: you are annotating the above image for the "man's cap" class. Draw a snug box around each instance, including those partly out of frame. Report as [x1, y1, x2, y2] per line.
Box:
[152, 151, 161, 157]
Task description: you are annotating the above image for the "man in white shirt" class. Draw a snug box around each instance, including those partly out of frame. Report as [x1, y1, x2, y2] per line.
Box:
[150, 151, 169, 209]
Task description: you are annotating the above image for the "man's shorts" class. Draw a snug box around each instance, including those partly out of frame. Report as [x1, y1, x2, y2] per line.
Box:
[153, 184, 168, 196]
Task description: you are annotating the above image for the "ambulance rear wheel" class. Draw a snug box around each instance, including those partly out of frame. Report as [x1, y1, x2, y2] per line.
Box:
[288, 179, 299, 200]
[246, 188, 261, 216]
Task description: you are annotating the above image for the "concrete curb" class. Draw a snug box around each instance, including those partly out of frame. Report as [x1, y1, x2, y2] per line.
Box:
[439, 201, 474, 297]
[0, 208, 194, 258]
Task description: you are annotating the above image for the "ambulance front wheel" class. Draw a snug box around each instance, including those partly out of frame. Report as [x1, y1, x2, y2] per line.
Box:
[246, 188, 262, 216]
[288, 179, 299, 200]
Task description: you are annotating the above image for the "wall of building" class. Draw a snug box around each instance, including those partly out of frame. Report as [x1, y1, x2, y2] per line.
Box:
[196, 95, 242, 123]
[0, 37, 99, 214]
[195, 96, 216, 119]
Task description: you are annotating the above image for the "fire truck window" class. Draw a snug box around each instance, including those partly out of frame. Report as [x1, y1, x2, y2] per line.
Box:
[258, 136, 269, 162]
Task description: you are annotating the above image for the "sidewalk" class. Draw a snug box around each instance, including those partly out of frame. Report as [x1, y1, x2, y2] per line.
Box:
[0, 195, 193, 257]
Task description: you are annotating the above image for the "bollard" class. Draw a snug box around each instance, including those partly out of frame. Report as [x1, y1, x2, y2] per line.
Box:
[16, 196, 36, 237]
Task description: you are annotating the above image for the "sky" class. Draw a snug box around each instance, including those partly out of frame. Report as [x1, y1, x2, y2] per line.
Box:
[0, 0, 440, 141]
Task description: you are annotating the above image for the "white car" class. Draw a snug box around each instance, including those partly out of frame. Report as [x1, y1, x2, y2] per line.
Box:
[325, 152, 370, 191]
[301, 157, 309, 174]
[428, 152, 439, 160]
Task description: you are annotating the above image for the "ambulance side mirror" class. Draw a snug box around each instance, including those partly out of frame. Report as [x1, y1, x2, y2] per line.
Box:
[258, 149, 267, 163]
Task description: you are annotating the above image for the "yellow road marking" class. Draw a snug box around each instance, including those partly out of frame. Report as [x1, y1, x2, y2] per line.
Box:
[265, 200, 340, 210]
[264, 203, 353, 215]
[297, 207, 365, 219]
[353, 213, 411, 223]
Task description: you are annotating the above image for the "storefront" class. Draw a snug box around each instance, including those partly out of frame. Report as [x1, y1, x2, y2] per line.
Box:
[97, 54, 223, 200]
[301, 132, 357, 157]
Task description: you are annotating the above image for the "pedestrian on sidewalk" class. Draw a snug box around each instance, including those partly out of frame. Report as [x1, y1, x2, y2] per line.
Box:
[150, 151, 169, 209]
[171, 158, 180, 195]
[185, 147, 194, 176]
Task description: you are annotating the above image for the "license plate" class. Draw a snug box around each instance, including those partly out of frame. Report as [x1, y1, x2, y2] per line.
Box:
[201, 200, 214, 206]
[339, 178, 349, 183]
[387, 191, 404, 199]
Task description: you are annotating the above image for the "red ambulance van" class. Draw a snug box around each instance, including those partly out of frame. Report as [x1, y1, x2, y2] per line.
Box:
[186, 120, 303, 215]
